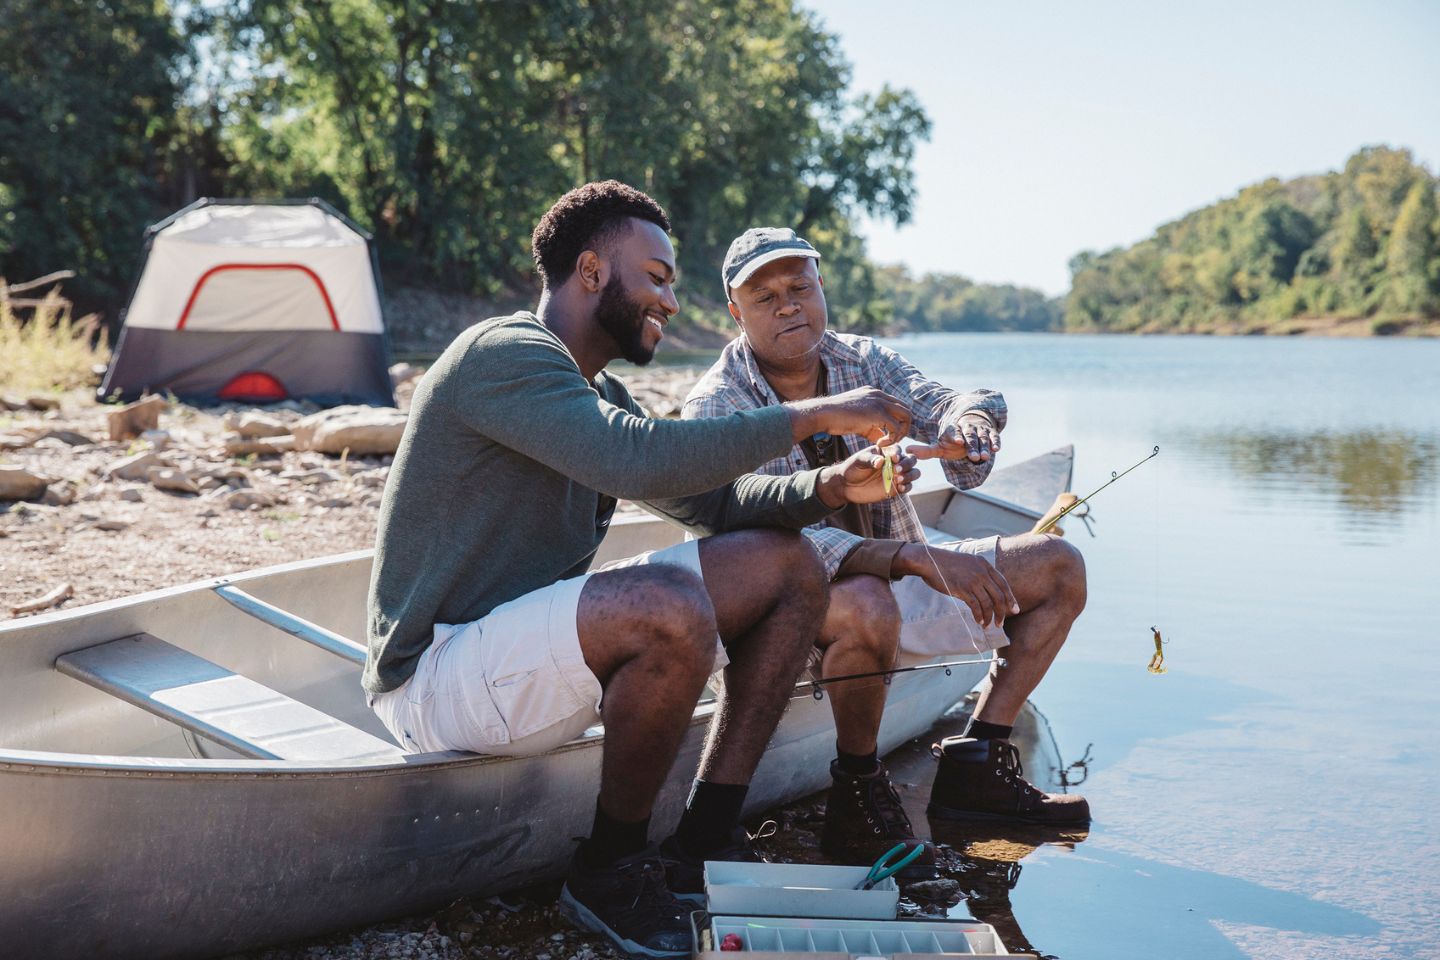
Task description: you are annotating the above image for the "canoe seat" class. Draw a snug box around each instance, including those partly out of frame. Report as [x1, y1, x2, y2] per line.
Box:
[55, 633, 403, 762]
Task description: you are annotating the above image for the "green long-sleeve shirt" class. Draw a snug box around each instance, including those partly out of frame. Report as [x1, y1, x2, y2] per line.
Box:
[364, 313, 835, 694]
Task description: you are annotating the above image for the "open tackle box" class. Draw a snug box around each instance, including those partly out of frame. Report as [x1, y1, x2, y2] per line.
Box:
[693, 862, 1034, 958]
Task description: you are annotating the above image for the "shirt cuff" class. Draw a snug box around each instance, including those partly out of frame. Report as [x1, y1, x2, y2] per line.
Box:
[836, 538, 909, 581]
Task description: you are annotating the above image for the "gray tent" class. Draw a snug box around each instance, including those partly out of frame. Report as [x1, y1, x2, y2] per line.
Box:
[101, 198, 394, 406]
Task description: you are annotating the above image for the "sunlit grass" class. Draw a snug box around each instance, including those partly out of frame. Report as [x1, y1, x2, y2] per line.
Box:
[0, 282, 109, 394]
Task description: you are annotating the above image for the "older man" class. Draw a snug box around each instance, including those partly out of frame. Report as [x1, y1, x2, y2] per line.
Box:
[367, 193, 919, 957]
[683, 228, 1090, 875]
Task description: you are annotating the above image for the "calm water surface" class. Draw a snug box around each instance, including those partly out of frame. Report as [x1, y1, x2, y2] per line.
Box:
[872, 333, 1440, 960]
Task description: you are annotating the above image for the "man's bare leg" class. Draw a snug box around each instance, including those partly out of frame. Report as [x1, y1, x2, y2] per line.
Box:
[813, 574, 935, 876]
[925, 532, 1091, 826]
[970, 533, 1087, 727]
[660, 529, 827, 878]
[693, 528, 828, 784]
[816, 574, 901, 756]
[577, 564, 717, 825]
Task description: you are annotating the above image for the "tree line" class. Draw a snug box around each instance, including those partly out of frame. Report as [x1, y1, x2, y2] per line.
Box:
[1, 0, 941, 336]
[1066, 146, 1440, 333]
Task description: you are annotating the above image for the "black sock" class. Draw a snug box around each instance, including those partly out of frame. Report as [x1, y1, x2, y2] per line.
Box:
[675, 780, 749, 858]
[581, 799, 650, 868]
[963, 717, 1013, 742]
[835, 742, 880, 776]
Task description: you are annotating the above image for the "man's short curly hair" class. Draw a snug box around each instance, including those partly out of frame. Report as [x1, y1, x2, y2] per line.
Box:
[532, 180, 672, 288]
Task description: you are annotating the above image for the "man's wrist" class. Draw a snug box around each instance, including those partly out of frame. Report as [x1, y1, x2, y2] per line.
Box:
[891, 542, 925, 579]
[816, 464, 847, 509]
[787, 402, 822, 443]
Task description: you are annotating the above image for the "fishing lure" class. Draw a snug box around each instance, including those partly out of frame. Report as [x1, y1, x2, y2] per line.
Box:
[881, 444, 895, 494]
[1147, 626, 1167, 674]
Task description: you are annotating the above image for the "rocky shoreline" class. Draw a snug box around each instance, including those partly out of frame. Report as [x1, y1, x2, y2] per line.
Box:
[0, 365, 704, 617]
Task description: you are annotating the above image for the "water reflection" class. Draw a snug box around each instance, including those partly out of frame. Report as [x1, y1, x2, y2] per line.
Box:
[931, 822, 1090, 960]
[1187, 428, 1439, 520]
[876, 698, 1091, 959]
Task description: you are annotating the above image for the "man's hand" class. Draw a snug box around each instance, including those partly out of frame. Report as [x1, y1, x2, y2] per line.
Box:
[788, 388, 912, 447]
[817, 445, 919, 509]
[907, 413, 1001, 464]
[894, 542, 1018, 628]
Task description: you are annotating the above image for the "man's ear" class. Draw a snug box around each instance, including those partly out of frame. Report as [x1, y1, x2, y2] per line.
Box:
[727, 300, 742, 325]
[575, 250, 605, 293]
[817, 271, 825, 288]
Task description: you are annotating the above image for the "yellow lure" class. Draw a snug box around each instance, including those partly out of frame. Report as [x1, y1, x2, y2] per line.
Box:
[1147, 626, 1167, 674]
[881, 449, 895, 495]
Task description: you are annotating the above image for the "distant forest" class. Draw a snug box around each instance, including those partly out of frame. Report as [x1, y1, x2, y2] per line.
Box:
[1065, 146, 1440, 334]
[0, 0, 938, 338]
[1, 3, 1433, 341]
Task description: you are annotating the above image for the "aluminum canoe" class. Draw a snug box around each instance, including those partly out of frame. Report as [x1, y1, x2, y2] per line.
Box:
[0, 446, 1072, 959]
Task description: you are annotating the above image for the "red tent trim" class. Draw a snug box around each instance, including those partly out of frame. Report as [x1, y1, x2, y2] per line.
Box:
[176, 263, 341, 331]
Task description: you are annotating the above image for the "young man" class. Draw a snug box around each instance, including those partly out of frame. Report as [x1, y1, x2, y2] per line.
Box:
[365, 186, 920, 958]
[683, 228, 1090, 875]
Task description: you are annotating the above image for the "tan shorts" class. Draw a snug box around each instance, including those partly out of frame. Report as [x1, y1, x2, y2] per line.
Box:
[372, 540, 711, 756]
[792, 535, 1008, 682]
[891, 535, 1009, 665]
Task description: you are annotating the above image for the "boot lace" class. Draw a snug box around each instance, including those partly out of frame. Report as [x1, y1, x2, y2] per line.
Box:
[992, 740, 1039, 811]
[862, 772, 915, 838]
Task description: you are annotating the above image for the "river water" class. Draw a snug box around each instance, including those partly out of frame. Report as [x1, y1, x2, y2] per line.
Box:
[864, 332, 1440, 960]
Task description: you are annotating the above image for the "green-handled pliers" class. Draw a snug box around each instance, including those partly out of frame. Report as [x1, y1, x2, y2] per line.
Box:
[856, 842, 925, 890]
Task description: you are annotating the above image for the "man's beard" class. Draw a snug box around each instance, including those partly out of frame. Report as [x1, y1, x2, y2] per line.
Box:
[595, 273, 656, 366]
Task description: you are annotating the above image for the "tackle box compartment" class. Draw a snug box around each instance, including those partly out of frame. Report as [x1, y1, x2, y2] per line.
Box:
[703, 860, 899, 919]
[691, 912, 1032, 958]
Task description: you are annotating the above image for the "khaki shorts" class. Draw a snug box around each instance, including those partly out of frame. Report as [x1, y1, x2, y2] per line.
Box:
[790, 535, 1009, 682]
[892, 535, 1009, 666]
[372, 540, 712, 756]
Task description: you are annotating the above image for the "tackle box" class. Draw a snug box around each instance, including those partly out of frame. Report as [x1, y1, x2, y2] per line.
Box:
[691, 913, 1032, 958]
[704, 861, 899, 920]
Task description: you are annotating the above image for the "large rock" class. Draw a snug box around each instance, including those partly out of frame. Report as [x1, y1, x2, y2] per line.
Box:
[224, 435, 295, 457]
[0, 466, 50, 501]
[225, 412, 291, 439]
[106, 395, 167, 441]
[226, 489, 276, 510]
[37, 428, 94, 446]
[103, 451, 169, 482]
[147, 467, 200, 495]
[291, 406, 408, 456]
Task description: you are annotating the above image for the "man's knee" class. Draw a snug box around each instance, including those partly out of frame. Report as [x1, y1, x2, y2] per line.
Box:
[827, 574, 901, 652]
[583, 563, 716, 675]
[997, 533, 1086, 615]
[1040, 535, 1087, 613]
[641, 564, 719, 662]
[735, 528, 829, 610]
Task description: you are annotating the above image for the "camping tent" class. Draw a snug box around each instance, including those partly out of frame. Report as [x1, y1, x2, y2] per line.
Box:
[101, 198, 395, 406]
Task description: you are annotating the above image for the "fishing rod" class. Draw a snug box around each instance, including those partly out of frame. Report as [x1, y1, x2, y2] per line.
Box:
[794, 655, 1006, 701]
[1034, 445, 1160, 535]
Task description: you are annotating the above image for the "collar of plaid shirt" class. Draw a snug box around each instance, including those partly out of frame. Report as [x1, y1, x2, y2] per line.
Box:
[730, 330, 928, 545]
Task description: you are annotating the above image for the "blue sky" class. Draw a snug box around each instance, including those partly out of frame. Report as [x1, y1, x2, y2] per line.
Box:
[805, 0, 1440, 295]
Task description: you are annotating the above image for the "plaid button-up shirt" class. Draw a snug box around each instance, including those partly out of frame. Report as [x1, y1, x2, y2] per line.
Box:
[682, 331, 1007, 580]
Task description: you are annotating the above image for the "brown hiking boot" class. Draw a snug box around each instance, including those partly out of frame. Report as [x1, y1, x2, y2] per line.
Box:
[820, 760, 937, 880]
[927, 736, 1090, 825]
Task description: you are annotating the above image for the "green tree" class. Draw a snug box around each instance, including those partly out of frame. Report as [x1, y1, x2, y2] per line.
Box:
[1382, 180, 1438, 315]
[0, 0, 187, 310]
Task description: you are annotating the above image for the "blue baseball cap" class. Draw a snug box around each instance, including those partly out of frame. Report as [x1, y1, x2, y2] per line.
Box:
[721, 227, 821, 300]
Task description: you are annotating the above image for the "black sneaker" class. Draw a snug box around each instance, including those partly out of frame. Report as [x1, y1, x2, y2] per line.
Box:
[558, 847, 692, 957]
[658, 822, 772, 902]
